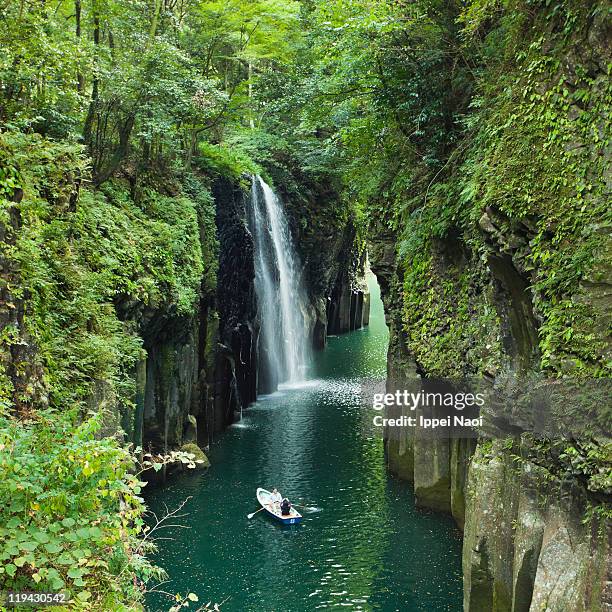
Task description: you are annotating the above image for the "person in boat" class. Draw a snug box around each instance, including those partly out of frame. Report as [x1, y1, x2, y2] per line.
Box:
[270, 488, 282, 507]
[280, 498, 292, 516]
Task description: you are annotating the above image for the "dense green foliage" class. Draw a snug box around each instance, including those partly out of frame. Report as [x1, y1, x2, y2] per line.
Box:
[0, 130, 211, 606]
[0, 0, 317, 605]
[279, 0, 611, 378]
[0, 409, 159, 609]
[1, 0, 610, 607]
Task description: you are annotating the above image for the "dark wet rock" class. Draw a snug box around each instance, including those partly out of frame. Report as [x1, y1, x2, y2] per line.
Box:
[139, 177, 257, 457]
[139, 175, 368, 460]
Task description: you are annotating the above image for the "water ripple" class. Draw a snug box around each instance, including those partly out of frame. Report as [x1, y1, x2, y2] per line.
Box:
[144, 276, 462, 612]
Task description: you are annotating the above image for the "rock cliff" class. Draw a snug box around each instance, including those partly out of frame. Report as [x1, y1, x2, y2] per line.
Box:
[368, 4, 611, 609]
[139, 177, 258, 458]
[139, 173, 369, 456]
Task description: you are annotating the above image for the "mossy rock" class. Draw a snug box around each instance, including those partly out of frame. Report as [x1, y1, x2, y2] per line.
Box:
[180, 443, 211, 468]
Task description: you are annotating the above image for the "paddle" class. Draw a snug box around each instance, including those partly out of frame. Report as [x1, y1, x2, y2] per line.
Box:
[247, 507, 265, 520]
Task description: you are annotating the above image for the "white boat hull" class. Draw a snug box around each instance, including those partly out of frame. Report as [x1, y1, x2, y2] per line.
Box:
[256, 488, 303, 525]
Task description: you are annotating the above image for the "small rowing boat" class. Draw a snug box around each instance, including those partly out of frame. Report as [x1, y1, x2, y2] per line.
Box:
[256, 487, 303, 525]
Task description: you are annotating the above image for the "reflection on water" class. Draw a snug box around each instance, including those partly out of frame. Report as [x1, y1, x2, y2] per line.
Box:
[144, 274, 463, 612]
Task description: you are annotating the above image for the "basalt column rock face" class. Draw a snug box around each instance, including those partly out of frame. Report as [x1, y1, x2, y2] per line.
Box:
[463, 442, 610, 612]
[211, 178, 257, 431]
[139, 316, 200, 453]
[369, 225, 417, 483]
[137, 299, 224, 460]
[274, 179, 371, 349]
[139, 177, 258, 458]
[367, 6, 611, 608]
[327, 225, 371, 337]
[372, 233, 611, 612]
[327, 267, 370, 335]
[371, 211, 611, 611]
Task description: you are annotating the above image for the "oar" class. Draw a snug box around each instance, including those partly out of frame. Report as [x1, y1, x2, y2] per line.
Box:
[247, 507, 265, 520]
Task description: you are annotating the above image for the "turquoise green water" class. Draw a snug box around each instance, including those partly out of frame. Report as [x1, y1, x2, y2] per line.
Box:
[144, 275, 463, 611]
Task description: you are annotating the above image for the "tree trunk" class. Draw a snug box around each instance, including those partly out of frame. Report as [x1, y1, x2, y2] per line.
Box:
[94, 114, 135, 185]
[248, 61, 255, 129]
[148, 0, 162, 43]
[82, 10, 100, 151]
[75, 0, 84, 92]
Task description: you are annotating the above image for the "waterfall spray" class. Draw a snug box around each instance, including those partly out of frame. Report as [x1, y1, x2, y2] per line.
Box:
[249, 176, 310, 391]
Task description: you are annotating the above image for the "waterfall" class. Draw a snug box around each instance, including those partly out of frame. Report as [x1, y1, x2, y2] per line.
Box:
[248, 176, 310, 391]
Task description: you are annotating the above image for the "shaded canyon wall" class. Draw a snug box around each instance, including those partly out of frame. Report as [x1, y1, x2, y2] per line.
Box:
[368, 5, 611, 610]
[139, 176, 370, 457]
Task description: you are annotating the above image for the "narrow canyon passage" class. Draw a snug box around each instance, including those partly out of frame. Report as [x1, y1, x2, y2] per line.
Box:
[2, 2, 609, 609]
[144, 276, 463, 611]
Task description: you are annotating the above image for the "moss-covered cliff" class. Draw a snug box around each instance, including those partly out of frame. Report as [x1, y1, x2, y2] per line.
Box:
[0, 130, 221, 602]
[367, 3, 611, 610]
[0, 131, 365, 450]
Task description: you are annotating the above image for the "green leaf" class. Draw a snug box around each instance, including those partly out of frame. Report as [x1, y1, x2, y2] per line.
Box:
[50, 576, 65, 590]
[56, 552, 74, 565]
[44, 542, 62, 554]
[20, 540, 39, 552]
[68, 567, 84, 579]
[32, 531, 50, 544]
[76, 527, 90, 540]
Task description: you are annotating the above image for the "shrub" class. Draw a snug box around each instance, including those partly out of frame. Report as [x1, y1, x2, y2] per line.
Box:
[0, 409, 162, 609]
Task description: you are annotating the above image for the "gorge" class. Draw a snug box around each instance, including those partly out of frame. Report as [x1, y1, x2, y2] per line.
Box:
[0, 1, 610, 611]
[144, 273, 464, 611]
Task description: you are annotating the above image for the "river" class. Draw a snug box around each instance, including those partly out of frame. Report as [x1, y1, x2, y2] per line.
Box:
[144, 274, 463, 611]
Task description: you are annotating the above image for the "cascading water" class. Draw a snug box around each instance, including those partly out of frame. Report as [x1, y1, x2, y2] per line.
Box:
[248, 175, 310, 392]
